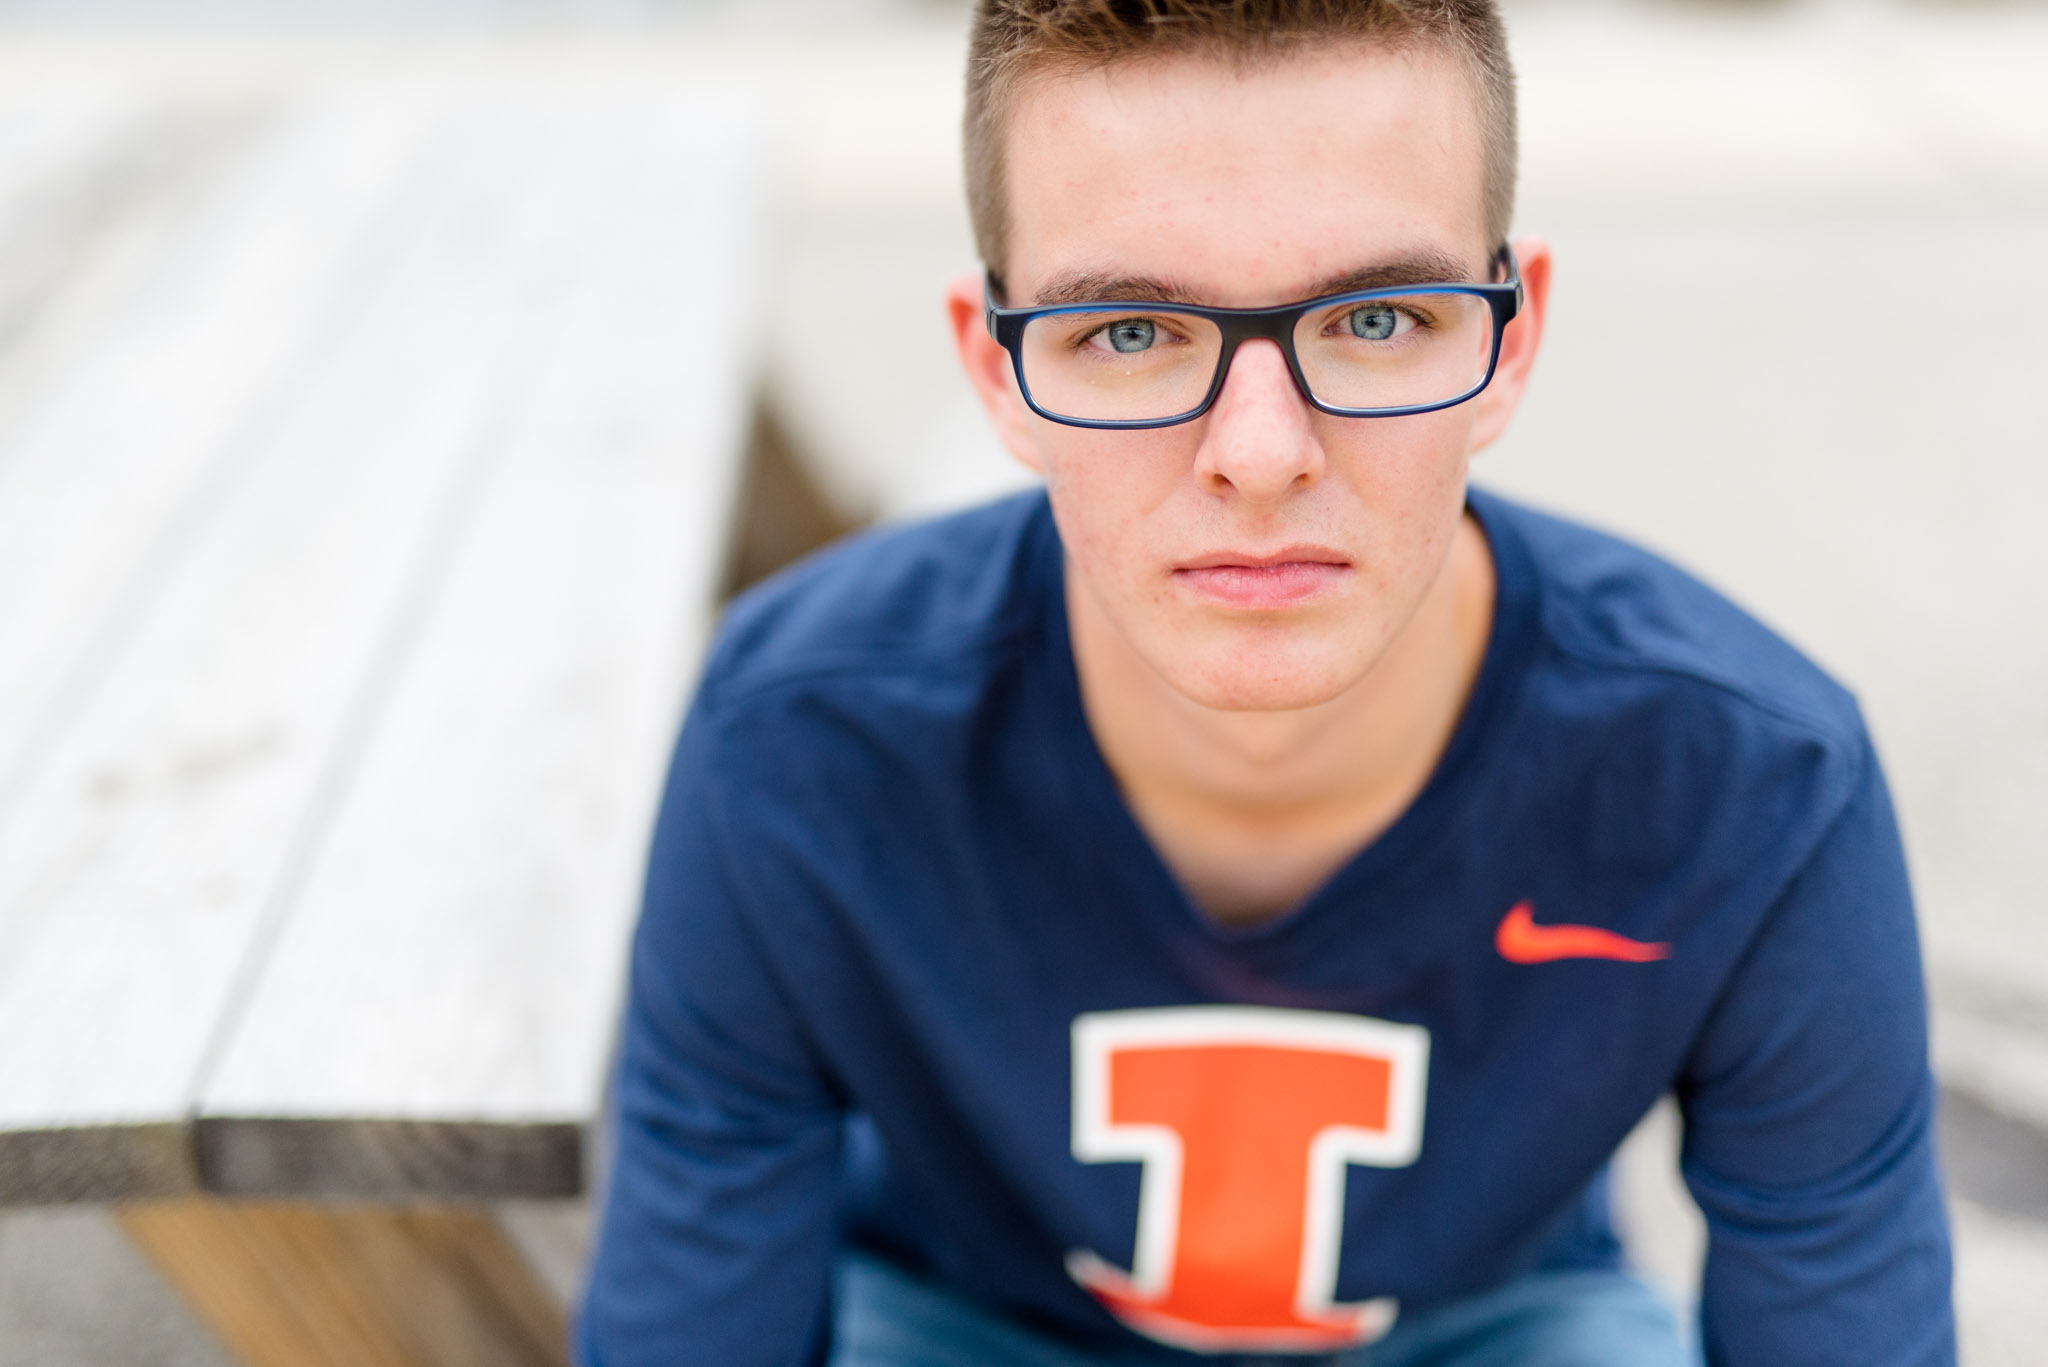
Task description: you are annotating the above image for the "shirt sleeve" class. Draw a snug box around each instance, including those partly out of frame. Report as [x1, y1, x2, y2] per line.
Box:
[575, 707, 846, 1367]
[1679, 735, 1955, 1366]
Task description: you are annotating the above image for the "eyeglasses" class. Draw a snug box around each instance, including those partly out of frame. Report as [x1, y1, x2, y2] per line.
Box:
[984, 246, 1522, 430]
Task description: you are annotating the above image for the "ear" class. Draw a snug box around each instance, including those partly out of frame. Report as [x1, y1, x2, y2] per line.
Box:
[946, 270, 1046, 474]
[1463, 235, 1552, 455]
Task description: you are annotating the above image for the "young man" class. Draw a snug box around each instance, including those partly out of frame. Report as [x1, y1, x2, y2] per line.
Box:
[578, 2, 1954, 1364]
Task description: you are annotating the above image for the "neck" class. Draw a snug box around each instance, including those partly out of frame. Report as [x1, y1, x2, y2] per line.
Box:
[1068, 513, 1496, 925]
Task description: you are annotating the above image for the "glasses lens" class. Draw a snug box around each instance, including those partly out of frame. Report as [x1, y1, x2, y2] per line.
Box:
[1018, 309, 1224, 423]
[1293, 291, 1496, 412]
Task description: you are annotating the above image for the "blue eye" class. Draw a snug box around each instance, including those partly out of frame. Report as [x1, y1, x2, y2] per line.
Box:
[1105, 319, 1156, 353]
[1348, 306, 1398, 341]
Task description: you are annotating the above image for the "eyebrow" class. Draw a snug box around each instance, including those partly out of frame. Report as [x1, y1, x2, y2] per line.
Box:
[1027, 250, 1479, 310]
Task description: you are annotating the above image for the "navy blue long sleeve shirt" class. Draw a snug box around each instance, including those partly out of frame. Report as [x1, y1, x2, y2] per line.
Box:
[578, 488, 1954, 1366]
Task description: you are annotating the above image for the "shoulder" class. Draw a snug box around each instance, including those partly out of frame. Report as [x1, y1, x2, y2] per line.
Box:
[1474, 488, 1878, 870]
[1472, 493, 1895, 959]
[1478, 487, 1865, 753]
[662, 493, 1059, 900]
[694, 488, 1057, 720]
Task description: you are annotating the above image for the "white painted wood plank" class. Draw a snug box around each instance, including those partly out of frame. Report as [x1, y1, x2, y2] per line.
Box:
[0, 83, 146, 323]
[0, 94, 627, 1201]
[196, 101, 764, 1195]
[0, 85, 138, 220]
[0, 95, 425, 820]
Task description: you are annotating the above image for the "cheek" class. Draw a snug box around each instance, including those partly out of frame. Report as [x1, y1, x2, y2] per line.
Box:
[1038, 429, 1191, 584]
[1319, 412, 1474, 609]
[1324, 408, 1475, 514]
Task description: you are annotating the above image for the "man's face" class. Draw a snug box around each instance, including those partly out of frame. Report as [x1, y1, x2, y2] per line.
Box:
[952, 42, 1546, 713]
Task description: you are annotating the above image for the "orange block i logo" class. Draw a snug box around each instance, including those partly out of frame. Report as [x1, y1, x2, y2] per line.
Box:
[1067, 1007, 1431, 1353]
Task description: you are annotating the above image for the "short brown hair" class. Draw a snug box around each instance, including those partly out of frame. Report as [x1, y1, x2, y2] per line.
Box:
[964, 0, 1517, 276]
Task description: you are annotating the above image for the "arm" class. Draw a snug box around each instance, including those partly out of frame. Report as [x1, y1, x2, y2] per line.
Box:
[576, 711, 846, 1367]
[1680, 736, 1954, 1366]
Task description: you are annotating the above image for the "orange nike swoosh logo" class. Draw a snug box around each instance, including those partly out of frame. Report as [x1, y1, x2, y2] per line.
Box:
[1495, 901, 1670, 964]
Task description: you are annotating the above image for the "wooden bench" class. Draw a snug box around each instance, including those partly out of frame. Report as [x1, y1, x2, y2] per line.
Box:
[0, 74, 763, 1365]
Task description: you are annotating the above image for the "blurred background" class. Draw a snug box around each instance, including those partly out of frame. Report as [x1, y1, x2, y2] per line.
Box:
[0, 0, 2043, 1362]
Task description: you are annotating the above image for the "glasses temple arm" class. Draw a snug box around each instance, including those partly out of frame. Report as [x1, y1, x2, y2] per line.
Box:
[1492, 242, 1524, 314]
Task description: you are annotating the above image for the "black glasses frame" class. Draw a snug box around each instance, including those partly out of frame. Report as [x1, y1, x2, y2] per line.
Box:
[984, 245, 1523, 431]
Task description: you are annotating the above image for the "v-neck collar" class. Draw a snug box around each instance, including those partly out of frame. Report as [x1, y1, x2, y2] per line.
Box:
[1031, 486, 1542, 949]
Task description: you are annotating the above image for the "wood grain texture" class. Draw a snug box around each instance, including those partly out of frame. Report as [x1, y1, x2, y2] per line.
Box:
[192, 100, 764, 1192]
[117, 1199, 568, 1367]
[0, 96, 570, 1170]
[197, 1119, 582, 1201]
[0, 1123, 196, 1205]
[0, 89, 756, 1203]
[0, 95, 419, 812]
[0, 97, 474, 1186]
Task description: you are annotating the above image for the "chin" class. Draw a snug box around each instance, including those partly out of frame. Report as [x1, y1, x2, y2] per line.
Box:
[1164, 643, 1364, 714]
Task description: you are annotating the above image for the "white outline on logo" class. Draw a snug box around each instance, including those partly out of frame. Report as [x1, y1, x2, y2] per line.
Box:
[1067, 1006, 1429, 1352]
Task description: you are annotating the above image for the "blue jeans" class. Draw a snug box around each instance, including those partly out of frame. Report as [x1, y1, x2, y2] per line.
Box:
[831, 1252, 1693, 1367]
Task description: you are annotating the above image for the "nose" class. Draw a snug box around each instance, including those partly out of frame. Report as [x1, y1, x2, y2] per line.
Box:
[1191, 338, 1324, 505]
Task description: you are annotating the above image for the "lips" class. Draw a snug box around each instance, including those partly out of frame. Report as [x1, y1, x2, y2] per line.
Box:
[1170, 546, 1352, 609]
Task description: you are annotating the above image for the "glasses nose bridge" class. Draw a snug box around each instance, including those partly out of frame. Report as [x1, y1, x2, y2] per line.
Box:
[1213, 306, 1313, 408]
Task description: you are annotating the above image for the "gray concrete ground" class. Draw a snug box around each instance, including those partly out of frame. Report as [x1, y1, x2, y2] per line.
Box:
[3, 1, 2045, 1361]
[0, 1209, 229, 1367]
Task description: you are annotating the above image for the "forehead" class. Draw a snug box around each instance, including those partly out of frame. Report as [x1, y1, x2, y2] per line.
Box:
[1001, 42, 1489, 307]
